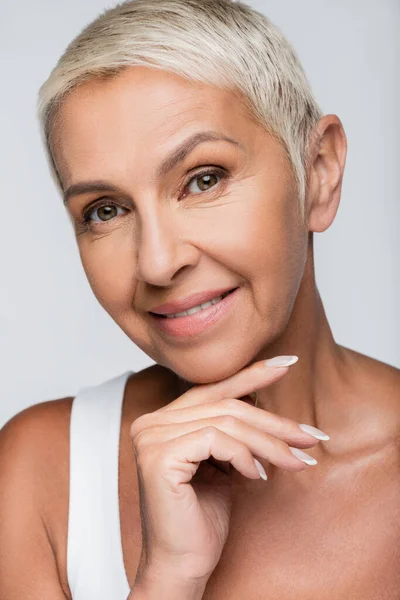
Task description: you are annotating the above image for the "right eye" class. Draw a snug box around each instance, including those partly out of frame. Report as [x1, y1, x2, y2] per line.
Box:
[84, 203, 126, 223]
[80, 201, 128, 229]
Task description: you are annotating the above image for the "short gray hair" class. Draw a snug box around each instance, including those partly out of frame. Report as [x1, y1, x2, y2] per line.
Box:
[37, 0, 323, 225]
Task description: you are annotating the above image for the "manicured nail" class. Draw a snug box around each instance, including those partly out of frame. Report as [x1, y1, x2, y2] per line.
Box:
[288, 446, 318, 465]
[264, 355, 298, 367]
[254, 458, 268, 480]
[298, 423, 330, 440]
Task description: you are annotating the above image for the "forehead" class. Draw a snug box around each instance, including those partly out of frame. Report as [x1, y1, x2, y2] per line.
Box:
[51, 66, 260, 188]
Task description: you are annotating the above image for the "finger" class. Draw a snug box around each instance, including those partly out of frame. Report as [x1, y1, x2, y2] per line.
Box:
[140, 427, 264, 487]
[160, 357, 298, 412]
[133, 417, 312, 472]
[147, 399, 320, 448]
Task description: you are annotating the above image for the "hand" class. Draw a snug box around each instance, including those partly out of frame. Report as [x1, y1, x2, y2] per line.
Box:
[130, 356, 323, 588]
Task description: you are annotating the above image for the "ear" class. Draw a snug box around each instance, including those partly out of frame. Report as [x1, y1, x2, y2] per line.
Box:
[305, 115, 347, 233]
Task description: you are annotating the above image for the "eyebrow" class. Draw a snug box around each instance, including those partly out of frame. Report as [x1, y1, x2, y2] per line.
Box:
[62, 130, 241, 205]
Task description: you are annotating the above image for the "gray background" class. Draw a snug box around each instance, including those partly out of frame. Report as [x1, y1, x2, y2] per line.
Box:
[1, 0, 399, 428]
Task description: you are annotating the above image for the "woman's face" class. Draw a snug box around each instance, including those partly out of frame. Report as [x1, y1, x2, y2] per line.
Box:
[52, 66, 309, 383]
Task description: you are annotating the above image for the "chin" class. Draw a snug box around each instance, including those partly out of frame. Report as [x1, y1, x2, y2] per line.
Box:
[137, 319, 281, 385]
[160, 347, 260, 387]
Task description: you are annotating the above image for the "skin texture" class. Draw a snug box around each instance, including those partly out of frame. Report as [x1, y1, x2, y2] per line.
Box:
[1, 66, 400, 599]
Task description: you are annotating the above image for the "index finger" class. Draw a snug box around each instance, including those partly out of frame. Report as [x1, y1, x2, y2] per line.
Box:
[160, 355, 298, 412]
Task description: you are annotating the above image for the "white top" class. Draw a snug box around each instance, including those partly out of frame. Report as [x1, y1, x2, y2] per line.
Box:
[67, 371, 134, 600]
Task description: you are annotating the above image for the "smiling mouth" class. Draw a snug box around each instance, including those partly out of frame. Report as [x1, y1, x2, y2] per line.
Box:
[153, 287, 238, 318]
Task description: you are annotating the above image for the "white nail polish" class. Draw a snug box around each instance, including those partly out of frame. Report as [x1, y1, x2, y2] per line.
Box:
[254, 458, 268, 480]
[298, 423, 330, 440]
[264, 355, 298, 367]
[288, 446, 318, 465]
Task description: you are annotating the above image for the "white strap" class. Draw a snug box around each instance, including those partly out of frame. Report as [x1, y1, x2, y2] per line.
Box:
[67, 371, 133, 600]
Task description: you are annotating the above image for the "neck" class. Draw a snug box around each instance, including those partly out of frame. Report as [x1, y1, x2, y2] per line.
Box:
[252, 240, 347, 429]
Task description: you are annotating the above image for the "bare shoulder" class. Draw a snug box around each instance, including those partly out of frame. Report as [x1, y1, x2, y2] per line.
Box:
[0, 397, 74, 599]
[1, 395, 74, 446]
[340, 345, 400, 439]
[0, 396, 74, 501]
[342, 346, 400, 396]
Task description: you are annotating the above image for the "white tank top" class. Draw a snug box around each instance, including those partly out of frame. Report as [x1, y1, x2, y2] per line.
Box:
[67, 370, 134, 600]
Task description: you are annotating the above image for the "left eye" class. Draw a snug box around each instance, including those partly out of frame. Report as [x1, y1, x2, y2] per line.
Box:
[186, 171, 221, 194]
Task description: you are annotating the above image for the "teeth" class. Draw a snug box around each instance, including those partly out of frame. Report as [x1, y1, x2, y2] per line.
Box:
[165, 291, 230, 318]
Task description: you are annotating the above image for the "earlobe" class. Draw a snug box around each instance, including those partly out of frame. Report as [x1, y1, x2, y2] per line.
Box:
[306, 115, 347, 233]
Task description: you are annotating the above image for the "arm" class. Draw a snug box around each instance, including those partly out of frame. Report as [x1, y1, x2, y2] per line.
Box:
[0, 402, 72, 599]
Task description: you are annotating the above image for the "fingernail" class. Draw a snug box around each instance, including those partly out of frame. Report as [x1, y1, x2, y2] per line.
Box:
[264, 355, 298, 367]
[298, 423, 330, 440]
[254, 458, 268, 480]
[288, 446, 318, 465]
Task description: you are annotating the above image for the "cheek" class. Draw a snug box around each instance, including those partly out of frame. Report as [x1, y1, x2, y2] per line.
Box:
[77, 235, 136, 313]
[216, 187, 304, 279]
[229, 189, 307, 319]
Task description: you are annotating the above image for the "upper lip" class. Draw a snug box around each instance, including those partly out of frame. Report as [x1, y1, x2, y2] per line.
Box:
[149, 286, 237, 315]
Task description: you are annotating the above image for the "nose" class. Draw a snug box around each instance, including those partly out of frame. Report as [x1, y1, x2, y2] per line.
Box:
[135, 202, 200, 287]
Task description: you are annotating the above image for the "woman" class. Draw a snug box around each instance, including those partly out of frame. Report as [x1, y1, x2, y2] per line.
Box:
[1, 0, 399, 598]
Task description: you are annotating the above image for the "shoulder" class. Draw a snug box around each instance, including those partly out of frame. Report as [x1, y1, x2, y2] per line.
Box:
[0, 396, 74, 529]
[0, 394, 74, 452]
[0, 396, 74, 478]
[0, 397, 74, 599]
[341, 346, 400, 439]
[343, 346, 400, 397]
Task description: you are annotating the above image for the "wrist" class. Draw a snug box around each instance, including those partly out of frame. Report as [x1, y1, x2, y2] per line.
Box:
[129, 579, 207, 600]
[129, 570, 208, 600]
